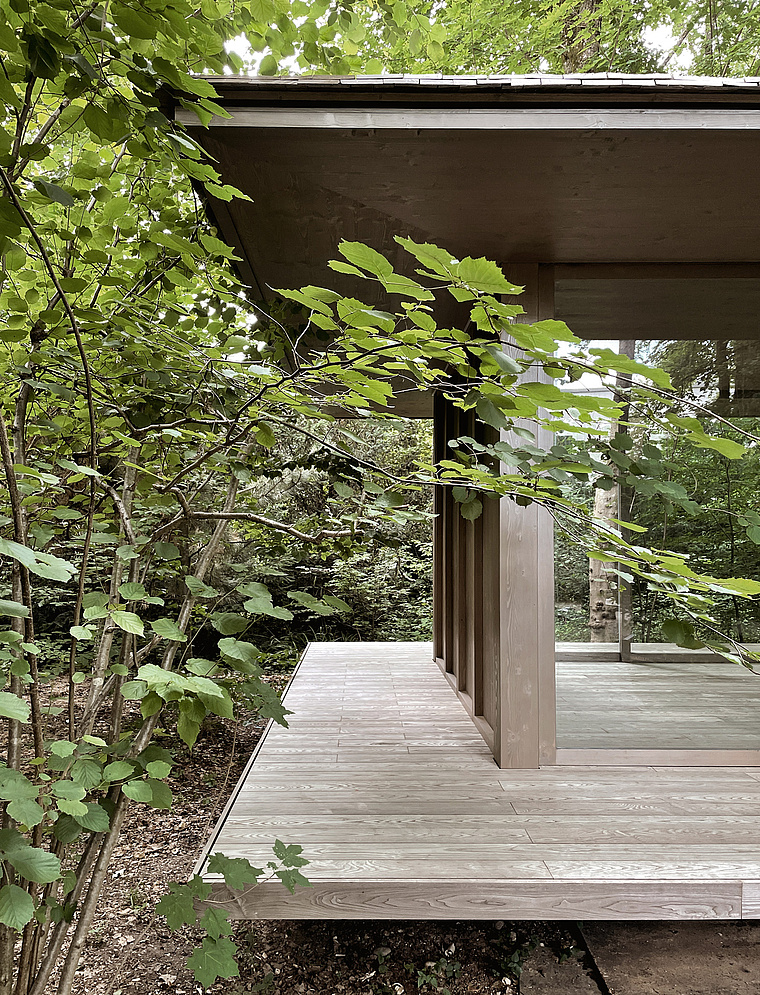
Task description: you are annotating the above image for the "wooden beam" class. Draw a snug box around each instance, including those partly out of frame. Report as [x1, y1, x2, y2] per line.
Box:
[178, 107, 760, 131]
[555, 263, 760, 280]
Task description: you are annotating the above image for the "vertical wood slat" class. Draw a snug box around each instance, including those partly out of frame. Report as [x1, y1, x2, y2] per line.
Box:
[432, 392, 446, 663]
[455, 406, 468, 693]
[495, 264, 556, 770]
[443, 399, 455, 674]
[480, 422, 501, 733]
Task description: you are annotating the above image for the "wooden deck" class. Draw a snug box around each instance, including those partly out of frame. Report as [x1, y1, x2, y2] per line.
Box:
[200, 642, 760, 920]
[557, 657, 760, 750]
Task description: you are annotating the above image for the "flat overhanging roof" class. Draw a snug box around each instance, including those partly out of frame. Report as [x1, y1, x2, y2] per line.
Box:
[175, 75, 760, 343]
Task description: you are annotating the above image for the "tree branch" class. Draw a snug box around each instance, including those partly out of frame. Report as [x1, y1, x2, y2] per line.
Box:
[155, 509, 353, 543]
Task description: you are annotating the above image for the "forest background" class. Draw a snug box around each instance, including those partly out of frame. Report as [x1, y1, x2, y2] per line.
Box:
[3, 0, 760, 992]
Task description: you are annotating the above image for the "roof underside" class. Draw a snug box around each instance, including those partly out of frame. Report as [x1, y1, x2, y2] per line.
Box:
[177, 75, 760, 354]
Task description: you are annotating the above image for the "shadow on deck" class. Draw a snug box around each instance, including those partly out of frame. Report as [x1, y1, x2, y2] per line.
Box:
[199, 641, 760, 920]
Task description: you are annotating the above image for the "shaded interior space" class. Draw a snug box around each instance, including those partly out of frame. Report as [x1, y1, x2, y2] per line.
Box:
[201, 642, 760, 920]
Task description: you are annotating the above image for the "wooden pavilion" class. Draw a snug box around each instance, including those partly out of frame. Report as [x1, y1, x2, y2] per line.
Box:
[173, 75, 760, 919]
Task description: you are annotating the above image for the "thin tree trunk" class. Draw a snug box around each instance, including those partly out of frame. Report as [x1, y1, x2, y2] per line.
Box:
[588, 340, 636, 643]
[588, 483, 620, 642]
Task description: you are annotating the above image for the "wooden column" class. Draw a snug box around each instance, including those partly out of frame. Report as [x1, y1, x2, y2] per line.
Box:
[494, 265, 556, 769]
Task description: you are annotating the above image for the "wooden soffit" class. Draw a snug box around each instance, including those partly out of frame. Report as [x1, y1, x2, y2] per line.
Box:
[173, 76, 760, 350]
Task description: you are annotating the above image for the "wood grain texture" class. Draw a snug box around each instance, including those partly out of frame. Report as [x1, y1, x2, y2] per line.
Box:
[207, 879, 742, 921]
[556, 658, 760, 750]
[497, 265, 555, 769]
[200, 642, 760, 920]
[741, 882, 760, 918]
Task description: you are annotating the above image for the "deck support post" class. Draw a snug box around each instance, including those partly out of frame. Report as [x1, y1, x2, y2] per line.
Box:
[494, 265, 556, 769]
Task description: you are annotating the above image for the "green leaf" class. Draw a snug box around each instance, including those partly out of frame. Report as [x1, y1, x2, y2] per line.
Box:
[460, 498, 483, 521]
[23, 30, 60, 79]
[74, 803, 110, 832]
[157, 883, 198, 930]
[150, 618, 188, 642]
[112, 5, 159, 39]
[82, 102, 129, 143]
[238, 582, 293, 620]
[486, 346, 522, 375]
[207, 852, 262, 890]
[141, 691, 163, 718]
[323, 596, 351, 612]
[475, 397, 509, 430]
[122, 780, 153, 803]
[0, 692, 30, 723]
[218, 638, 260, 667]
[146, 760, 171, 779]
[33, 180, 74, 208]
[0, 769, 37, 806]
[177, 700, 202, 748]
[272, 839, 308, 868]
[0, 599, 29, 619]
[51, 781, 86, 801]
[185, 577, 219, 598]
[56, 798, 88, 818]
[187, 936, 240, 989]
[0, 884, 35, 931]
[199, 907, 234, 940]
[103, 761, 134, 781]
[691, 435, 746, 460]
[338, 241, 393, 279]
[275, 867, 311, 894]
[70, 759, 102, 790]
[53, 816, 82, 844]
[455, 256, 521, 295]
[395, 237, 456, 278]
[288, 592, 337, 615]
[147, 779, 172, 810]
[255, 422, 276, 448]
[69, 625, 94, 640]
[199, 688, 233, 720]
[119, 582, 148, 601]
[212, 612, 249, 635]
[259, 54, 278, 76]
[0, 830, 61, 884]
[154, 542, 180, 560]
[7, 799, 44, 828]
[112, 611, 144, 636]
[0, 540, 75, 582]
[120, 680, 147, 700]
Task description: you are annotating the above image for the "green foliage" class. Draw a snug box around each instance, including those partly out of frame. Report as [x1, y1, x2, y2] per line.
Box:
[159, 843, 309, 988]
[2, 2, 760, 993]
[405, 955, 461, 995]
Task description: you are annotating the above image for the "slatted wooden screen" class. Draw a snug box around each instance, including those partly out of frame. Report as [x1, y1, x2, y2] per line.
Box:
[433, 265, 556, 770]
[432, 394, 499, 756]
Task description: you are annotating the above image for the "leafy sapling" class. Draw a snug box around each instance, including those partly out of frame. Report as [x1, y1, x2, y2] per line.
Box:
[157, 841, 310, 989]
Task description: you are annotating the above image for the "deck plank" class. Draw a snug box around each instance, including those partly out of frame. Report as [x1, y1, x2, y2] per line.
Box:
[556, 658, 760, 750]
[200, 641, 760, 919]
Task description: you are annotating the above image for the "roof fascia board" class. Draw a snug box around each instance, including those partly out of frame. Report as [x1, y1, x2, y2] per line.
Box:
[177, 106, 760, 129]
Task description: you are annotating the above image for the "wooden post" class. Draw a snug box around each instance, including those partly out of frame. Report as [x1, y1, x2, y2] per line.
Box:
[494, 265, 556, 769]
